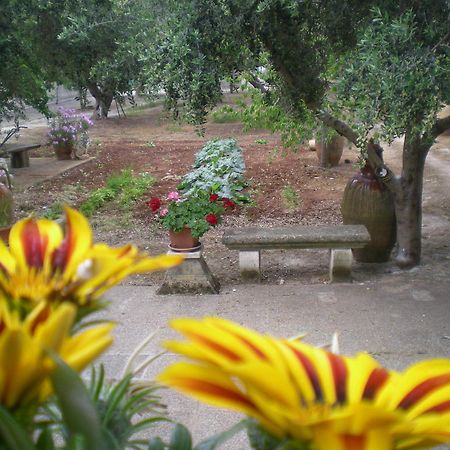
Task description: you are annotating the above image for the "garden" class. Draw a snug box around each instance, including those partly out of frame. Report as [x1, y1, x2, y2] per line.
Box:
[1, 0, 450, 449]
[14, 97, 357, 285]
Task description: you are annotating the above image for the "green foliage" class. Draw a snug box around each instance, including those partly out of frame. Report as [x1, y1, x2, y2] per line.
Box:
[210, 105, 241, 123]
[178, 139, 249, 203]
[80, 169, 155, 217]
[332, 8, 450, 143]
[281, 185, 300, 210]
[255, 138, 268, 145]
[246, 419, 311, 450]
[0, 2, 49, 122]
[241, 90, 316, 148]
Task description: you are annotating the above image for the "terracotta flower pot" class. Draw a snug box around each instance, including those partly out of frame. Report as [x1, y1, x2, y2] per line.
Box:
[53, 142, 74, 160]
[169, 227, 200, 252]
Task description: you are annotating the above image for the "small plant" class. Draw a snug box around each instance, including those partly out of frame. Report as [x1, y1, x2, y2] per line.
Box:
[281, 184, 300, 210]
[43, 201, 65, 220]
[210, 105, 241, 123]
[47, 107, 93, 149]
[145, 141, 156, 148]
[255, 138, 268, 145]
[147, 190, 235, 239]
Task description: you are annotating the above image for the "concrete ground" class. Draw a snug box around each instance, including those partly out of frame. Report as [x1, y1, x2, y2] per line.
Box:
[103, 272, 450, 448]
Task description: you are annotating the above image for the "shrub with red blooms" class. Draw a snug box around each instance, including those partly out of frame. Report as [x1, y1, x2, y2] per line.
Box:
[147, 190, 227, 238]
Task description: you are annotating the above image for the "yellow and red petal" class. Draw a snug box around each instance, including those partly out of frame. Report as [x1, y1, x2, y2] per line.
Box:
[157, 362, 277, 427]
[169, 318, 274, 366]
[10, 218, 62, 272]
[51, 207, 92, 280]
[60, 322, 114, 371]
[378, 360, 450, 412]
[205, 317, 287, 369]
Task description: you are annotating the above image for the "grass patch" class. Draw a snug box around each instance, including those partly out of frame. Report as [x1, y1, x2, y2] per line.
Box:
[80, 168, 155, 217]
[255, 138, 268, 145]
[210, 105, 241, 123]
[281, 185, 300, 210]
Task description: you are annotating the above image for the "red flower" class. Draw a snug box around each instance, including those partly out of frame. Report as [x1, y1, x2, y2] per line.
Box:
[205, 213, 219, 225]
[209, 194, 219, 202]
[222, 198, 236, 209]
[147, 197, 161, 212]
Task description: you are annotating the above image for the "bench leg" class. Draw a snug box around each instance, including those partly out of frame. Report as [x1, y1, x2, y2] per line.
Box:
[329, 249, 353, 283]
[239, 250, 261, 281]
[11, 151, 30, 168]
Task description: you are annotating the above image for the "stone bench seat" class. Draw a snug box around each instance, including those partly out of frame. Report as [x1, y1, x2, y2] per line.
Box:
[0, 143, 41, 168]
[222, 225, 370, 282]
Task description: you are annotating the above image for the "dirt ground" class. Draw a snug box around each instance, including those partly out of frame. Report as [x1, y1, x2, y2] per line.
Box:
[11, 96, 450, 287]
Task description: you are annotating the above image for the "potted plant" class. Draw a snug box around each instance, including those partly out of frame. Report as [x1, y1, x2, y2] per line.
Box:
[147, 189, 235, 251]
[47, 107, 93, 160]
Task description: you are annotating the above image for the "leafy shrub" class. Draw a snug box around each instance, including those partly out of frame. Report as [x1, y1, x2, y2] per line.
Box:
[177, 139, 249, 203]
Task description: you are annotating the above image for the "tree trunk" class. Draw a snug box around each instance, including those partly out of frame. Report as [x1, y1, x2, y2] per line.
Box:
[87, 83, 113, 119]
[393, 132, 429, 268]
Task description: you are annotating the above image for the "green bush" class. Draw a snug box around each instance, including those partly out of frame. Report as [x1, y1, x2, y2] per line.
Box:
[177, 139, 249, 203]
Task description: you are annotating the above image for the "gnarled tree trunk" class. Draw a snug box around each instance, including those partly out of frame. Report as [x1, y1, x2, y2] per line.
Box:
[87, 83, 114, 119]
[393, 132, 428, 268]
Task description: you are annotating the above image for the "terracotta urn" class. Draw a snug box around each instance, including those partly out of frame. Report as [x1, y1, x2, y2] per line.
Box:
[169, 227, 200, 252]
[316, 135, 345, 167]
[341, 162, 396, 262]
[53, 142, 74, 160]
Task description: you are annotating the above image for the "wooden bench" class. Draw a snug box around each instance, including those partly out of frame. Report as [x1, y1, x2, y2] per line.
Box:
[0, 143, 41, 168]
[222, 225, 370, 283]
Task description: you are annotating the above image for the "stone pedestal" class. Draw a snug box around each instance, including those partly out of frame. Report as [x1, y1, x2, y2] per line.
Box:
[157, 245, 220, 295]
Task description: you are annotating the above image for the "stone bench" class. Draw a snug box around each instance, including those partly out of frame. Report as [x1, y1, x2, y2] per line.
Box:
[222, 225, 370, 283]
[0, 143, 41, 168]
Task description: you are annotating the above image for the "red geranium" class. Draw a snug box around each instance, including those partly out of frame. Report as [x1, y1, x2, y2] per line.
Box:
[209, 193, 219, 202]
[222, 198, 236, 209]
[147, 197, 161, 212]
[205, 213, 219, 225]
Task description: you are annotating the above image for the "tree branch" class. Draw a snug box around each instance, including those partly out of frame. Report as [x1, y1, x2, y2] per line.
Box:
[248, 76, 269, 94]
[366, 139, 401, 195]
[315, 110, 359, 145]
[316, 110, 401, 194]
[428, 115, 450, 141]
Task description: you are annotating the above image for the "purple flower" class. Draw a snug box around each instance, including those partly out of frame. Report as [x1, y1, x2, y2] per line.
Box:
[167, 191, 180, 201]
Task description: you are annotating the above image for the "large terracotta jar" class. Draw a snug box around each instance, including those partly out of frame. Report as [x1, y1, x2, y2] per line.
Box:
[316, 135, 345, 167]
[341, 162, 396, 262]
[168, 227, 200, 252]
[53, 142, 74, 160]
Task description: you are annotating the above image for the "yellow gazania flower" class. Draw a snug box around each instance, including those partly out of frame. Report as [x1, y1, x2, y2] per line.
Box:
[0, 206, 182, 306]
[0, 300, 113, 409]
[158, 317, 450, 450]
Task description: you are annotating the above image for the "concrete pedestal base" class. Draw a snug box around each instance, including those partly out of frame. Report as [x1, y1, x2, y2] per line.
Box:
[157, 246, 220, 295]
[329, 249, 353, 283]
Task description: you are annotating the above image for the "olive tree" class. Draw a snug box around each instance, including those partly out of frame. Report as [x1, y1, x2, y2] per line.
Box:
[143, 0, 450, 268]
